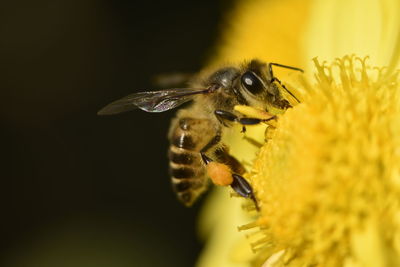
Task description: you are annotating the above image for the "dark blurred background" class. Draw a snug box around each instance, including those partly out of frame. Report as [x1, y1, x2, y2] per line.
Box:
[0, 1, 228, 266]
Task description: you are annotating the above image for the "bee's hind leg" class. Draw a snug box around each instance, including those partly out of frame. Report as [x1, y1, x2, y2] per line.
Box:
[231, 174, 259, 210]
[200, 133, 259, 210]
[200, 133, 221, 165]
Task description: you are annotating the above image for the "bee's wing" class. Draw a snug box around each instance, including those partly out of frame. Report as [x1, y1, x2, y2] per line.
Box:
[98, 88, 209, 115]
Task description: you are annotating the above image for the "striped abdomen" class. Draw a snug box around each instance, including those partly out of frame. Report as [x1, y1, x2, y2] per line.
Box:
[168, 117, 215, 206]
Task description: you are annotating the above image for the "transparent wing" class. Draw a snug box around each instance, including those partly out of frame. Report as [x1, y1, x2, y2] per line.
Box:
[97, 88, 209, 115]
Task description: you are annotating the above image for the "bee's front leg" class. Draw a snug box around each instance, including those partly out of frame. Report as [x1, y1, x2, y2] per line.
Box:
[214, 109, 276, 133]
[215, 110, 269, 125]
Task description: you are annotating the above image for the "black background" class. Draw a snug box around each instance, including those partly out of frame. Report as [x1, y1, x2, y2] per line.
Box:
[0, 1, 228, 266]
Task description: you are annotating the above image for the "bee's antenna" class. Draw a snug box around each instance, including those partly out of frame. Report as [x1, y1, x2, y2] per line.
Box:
[269, 62, 304, 73]
[268, 63, 302, 103]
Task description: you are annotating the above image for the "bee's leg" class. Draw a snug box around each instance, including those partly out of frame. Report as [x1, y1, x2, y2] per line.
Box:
[232, 174, 258, 210]
[214, 146, 246, 174]
[200, 133, 221, 165]
[215, 109, 275, 145]
[200, 133, 259, 209]
[215, 110, 276, 127]
[214, 110, 236, 127]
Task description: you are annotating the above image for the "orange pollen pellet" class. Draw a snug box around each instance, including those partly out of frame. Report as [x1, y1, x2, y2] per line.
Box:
[206, 162, 233, 186]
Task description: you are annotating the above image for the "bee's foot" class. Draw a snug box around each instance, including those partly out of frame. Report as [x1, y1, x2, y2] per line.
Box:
[231, 173, 254, 196]
[231, 174, 259, 210]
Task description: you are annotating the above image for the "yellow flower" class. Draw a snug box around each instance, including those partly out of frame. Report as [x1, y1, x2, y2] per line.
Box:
[249, 56, 400, 266]
[197, 0, 400, 266]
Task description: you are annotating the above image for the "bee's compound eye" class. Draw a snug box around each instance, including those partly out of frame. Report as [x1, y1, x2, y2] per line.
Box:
[241, 71, 264, 95]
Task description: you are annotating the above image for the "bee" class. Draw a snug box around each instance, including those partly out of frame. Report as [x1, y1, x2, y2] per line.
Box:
[98, 59, 302, 207]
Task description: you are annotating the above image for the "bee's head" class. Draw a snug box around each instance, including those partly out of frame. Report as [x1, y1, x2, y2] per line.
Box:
[203, 60, 299, 111]
[238, 59, 292, 110]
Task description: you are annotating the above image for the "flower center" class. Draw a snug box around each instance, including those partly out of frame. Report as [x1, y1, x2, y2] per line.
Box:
[242, 56, 400, 266]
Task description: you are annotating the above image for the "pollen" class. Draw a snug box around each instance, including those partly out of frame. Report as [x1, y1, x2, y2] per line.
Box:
[244, 55, 400, 266]
[207, 162, 233, 186]
[234, 105, 274, 120]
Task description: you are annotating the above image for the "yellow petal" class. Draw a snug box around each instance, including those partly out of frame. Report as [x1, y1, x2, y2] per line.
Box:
[209, 0, 313, 72]
[304, 0, 400, 71]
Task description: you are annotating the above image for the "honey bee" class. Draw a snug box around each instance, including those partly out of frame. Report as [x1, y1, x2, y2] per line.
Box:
[98, 59, 302, 207]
